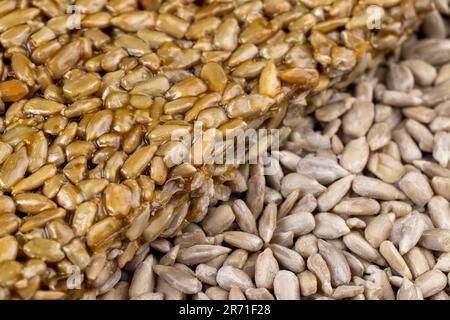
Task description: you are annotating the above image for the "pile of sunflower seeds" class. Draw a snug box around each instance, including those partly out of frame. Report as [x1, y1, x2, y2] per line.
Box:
[91, 5, 450, 300]
[0, 0, 431, 299]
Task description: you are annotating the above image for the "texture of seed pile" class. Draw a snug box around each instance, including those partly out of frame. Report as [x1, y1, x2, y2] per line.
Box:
[96, 5, 450, 300]
[0, 0, 433, 300]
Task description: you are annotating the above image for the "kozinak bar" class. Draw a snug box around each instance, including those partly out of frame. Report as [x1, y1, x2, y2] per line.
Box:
[0, 0, 432, 299]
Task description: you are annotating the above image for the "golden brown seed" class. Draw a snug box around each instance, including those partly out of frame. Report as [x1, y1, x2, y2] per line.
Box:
[11, 53, 35, 87]
[78, 179, 109, 200]
[185, 93, 221, 121]
[97, 133, 121, 149]
[104, 91, 128, 111]
[130, 76, 170, 96]
[0, 8, 40, 32]
[103, 184, 132, 216]
[278, 68, 319, 87]
[167, 77, 207, 100]
[71, 201, 98, 237]
[240, 19, 273, 45]
[2, 125, 36, 147]
[24, 98, 65, 116]
[64, 142, 92, 164]
[87, 217, 123, 249]
[130, 96, 153, 111]
[0, 235, 18, 263]
[226, 94, 274, 119]
[137, 30, 173, 49]
[156, 14, 190, 39]
[15, 275, 39, 299]
[0, 195, 16, 215]
[228, 43, 258, 68]
[113, 108, 134, 133]
[259, 60, 280, 97]
[143, 205, 175, 243]
[126, 206, 151, 241]
[0, 260, 23, 287]
[232, 60, 266, 78]
[47, 40, 82, 79]
[115, 34, 150, 57]
[85, 110, 114, 141]
[197, 108, 228, 129]
[43, 115, 69, 136]
[0, 142, 13, 166]
[15, 193, 57, 214]
[122, 125, 144, 154]
[31, 290, 66, 300]
[214, 18, 239, 51]
[203, 51, 231, 63]
[19, 208, 66, 233]
[63, 73, 101, 101]
[201, 63, 228, 93]
[148, 125, 191, 143]
[150, 156, 168, 186]
[110, 11, 155, 31]
[163, 97, 196, 115]
[30, 27, 56, 47]
[0, 0, 16, 17]
[23, 238, 65, 263]
[56, 184, 84, 211]
[12, 164, 57, 195]
[0, 24, 32, 48]
[121, 66, 151, 90]
[63, 238, 91, 270]
[64, 98, 102, 118]
[31, 40, 61, 64]
[27, 132, 48, 173]
[42, 174, 64, 199]
[121, 145, 157, 179]
[21, 259, 46, 282]
[0, 80, 29, 102]
[186, 17, 221, 40]
[46, 219, 75, 246]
